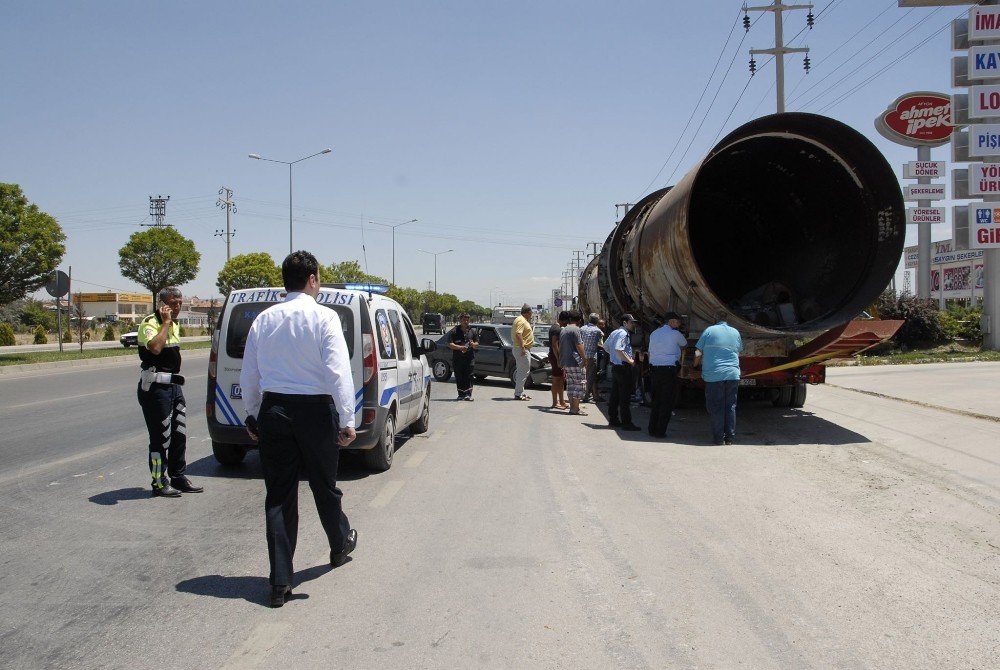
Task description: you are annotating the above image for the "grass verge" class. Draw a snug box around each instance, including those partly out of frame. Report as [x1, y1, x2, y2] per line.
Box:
[0, 340, 212, 367]
[830, 346, 1000, 367]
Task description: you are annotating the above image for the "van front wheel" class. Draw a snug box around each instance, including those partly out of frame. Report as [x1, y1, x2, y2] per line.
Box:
[410, 391, 430, 434]
[365, 412, 396, 471]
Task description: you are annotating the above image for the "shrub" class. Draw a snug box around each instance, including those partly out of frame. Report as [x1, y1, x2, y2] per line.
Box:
[103, 324, 116, 341]
[33, 324, 48, 344]
[874, 290, 945, 348]
[178, 325, 187, 337]
[62, 328, 72, 342]
[940, 305, 983, 342]
[0, 322, 14, 346]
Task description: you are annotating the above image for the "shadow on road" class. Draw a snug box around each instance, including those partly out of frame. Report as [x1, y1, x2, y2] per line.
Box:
[175, 562, 332, 607]
[183, 443, 408, 483]
[88, 487, 151, 505]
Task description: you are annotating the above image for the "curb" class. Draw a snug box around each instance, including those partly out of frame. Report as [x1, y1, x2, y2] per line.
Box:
[0, 347, 210, 377]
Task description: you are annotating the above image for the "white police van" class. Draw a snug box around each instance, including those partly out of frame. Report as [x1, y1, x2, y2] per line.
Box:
[206, 284, 436, 471]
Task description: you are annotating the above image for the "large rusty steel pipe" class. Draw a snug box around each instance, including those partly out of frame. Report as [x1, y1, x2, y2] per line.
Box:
[584, 113, 905, 340]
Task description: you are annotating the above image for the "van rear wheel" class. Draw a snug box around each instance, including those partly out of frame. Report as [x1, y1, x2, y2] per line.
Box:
[365, 412, 396, 471]
[212, 441, 246, 466]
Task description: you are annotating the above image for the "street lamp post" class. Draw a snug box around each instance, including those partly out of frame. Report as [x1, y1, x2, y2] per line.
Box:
[248, 148, 332, 253]
[369, 218, 417, 285]
[418, 248, 453, 293]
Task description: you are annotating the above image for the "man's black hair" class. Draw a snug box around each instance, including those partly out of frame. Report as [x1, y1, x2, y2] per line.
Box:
[282, 250, 319, 291]
[459, 312, 470, 319]
[558, 310, 571, 322]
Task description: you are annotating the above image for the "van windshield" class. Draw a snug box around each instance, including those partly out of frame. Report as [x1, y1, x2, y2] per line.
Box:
[226, 303, 354, 358]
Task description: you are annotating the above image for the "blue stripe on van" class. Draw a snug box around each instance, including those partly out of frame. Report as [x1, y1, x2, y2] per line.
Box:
[215, 386, 242, 426]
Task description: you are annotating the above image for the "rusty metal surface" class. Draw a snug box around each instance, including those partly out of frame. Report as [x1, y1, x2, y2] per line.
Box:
[790, 319, 905, 360]
[579, 113, 905, 341]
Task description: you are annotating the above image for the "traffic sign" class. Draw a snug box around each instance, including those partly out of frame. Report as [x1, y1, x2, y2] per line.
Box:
[906, 207, 947, 225]
[554, 298, 563, 307]
[45, 270, 70, 298]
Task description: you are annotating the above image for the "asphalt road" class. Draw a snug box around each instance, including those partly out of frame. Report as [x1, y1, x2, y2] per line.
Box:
[1, 359, 998, 669]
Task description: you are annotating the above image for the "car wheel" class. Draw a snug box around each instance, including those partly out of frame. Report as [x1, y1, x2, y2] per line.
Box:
[365, 411, 396, 471]
[212, 441, 246, 466]
[432, 359, 452, 382]
[772, 386, 793, 407]
[508, 365, 536, 389]
[410, 390, 430, 434]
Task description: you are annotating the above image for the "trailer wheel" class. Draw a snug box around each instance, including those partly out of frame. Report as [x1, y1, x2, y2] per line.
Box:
[772, 386, 793, 407]
[789, 383, 807, 408]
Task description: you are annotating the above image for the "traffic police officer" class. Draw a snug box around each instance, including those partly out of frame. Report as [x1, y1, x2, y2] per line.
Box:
[136, 286, 203, 497]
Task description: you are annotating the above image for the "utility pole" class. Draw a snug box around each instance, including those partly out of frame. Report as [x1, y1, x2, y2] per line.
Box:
[745, 0, 814, 113]
[215, 187, 237, 262]
[145, 195, 170, 227]
[587, 241, 603, 261]
[614, 203, 633, 223]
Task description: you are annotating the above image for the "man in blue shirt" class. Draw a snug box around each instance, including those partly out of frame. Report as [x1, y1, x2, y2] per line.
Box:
[604, 314, 640, 431]
[647, 312, 688, 438]
[694, 312, 743, 445]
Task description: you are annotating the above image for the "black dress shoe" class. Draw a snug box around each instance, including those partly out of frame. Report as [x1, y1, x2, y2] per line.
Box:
[331, 529, 357, 567]
[170, 477, 204, 493]
[269, 585, 292, 608]
[151, 482, 182, 498]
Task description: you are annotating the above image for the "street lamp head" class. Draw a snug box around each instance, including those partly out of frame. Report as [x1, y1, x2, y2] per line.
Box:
[248, 153, 261, 160]
[321, 148, 332, 154]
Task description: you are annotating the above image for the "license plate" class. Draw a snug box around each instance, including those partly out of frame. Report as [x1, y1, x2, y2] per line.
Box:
[738, 378, 756, 386]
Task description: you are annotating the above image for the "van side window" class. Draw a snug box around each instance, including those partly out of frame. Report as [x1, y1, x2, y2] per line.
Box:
[374, 309, 395, 359]
[387, 310, 408, 361]
[401, 313, 420, 353]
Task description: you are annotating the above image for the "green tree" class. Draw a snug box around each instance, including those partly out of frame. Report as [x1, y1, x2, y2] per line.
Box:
[0, 322, 14, 346]
[216, 252, 281, 294]
[118, 227, 200, 307]
[103, 323, 116, 341]
[322, 260, 387, 285]
[33, 324, 47, 344]
[0, 184, 66, 305]
[19, 299, 55, 331]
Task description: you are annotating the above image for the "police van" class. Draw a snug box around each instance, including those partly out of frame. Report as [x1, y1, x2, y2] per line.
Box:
[206, 284, 436, 471]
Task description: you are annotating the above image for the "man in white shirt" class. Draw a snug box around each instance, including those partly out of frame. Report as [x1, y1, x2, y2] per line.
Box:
[240, 250, 358, 608]
[647, 312, 688, 438]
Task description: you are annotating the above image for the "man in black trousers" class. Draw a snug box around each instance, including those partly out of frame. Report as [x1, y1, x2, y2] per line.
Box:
[646, 312, 688, 438]
[447, 313, 478, 400]
[240, 251, 358, 608]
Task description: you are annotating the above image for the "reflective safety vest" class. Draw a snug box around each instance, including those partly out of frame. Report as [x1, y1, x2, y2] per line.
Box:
[138, 313, 182, 373]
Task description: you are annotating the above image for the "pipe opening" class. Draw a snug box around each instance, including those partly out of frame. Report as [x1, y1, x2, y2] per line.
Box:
[688, 134, 883, 332]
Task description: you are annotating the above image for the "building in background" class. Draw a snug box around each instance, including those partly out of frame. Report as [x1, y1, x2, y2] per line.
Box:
[902, 239, 984, 306]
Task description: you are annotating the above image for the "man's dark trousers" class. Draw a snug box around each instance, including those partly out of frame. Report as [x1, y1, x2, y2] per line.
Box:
[258, 392, 351, 587]
[136, 382, 187, 484]
[608, 363, 634, 426]
[453, 355, 474, 397]
[647, 365, 679, 437]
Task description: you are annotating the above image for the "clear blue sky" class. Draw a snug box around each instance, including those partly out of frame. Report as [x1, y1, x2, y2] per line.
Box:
[3, 1, 962, 307]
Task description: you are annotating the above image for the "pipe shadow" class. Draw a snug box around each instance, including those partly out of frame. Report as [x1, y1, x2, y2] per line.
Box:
[175, 563, 332, 607]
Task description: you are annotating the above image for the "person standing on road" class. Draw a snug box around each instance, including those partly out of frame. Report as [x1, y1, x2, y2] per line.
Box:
[511, 304, 535, 400]
[580, 313, 604, 403]
[548, 311, 570, 410]
[447, 313, 479, 401]
[604, 314, 640, 431]
[694, 312, 743, 445]
[559, 311, 589, 416]
[240, 250, 358, 608]
[647, 312, 688, 438]
[136, 286, 203, 498]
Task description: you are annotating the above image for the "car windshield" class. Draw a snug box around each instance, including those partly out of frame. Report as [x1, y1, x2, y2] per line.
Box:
[494, 325, 512, 345]
[533, 325, 549, 345]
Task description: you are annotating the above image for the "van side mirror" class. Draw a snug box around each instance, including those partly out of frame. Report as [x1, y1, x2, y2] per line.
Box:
[418, 338, 437, 355]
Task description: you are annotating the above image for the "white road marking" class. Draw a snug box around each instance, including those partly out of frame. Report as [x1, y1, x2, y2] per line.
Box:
[403, 451, 428, 468]
[369, 480, 405, 508]
[7, 389, 115, 410]
[221, 622, 291, 670]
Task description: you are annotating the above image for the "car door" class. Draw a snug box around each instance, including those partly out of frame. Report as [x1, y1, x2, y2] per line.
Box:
[473, 326, 505, 375]
[386, 307, 418, 425]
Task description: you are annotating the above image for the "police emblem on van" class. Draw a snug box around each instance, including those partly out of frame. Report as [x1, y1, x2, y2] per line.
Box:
[231, 384, 242, 399]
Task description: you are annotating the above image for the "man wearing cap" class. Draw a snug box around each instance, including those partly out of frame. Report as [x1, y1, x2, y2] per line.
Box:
[647, 312, 688, 438]
[694, 311, 743, 445]
[603, 314, 640, 431]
